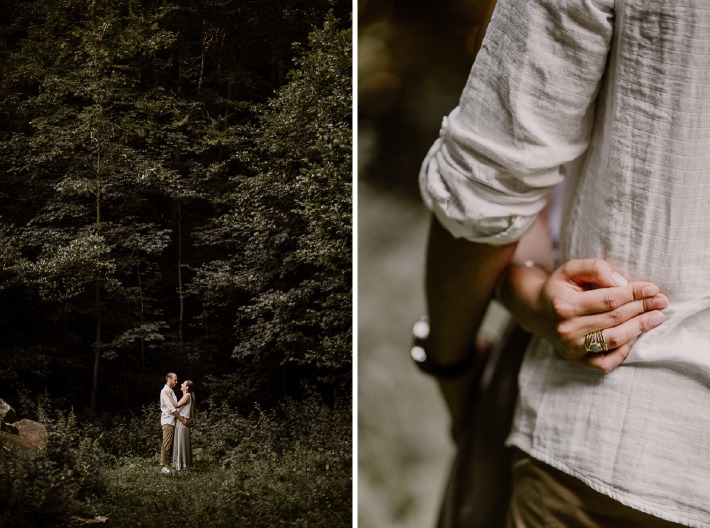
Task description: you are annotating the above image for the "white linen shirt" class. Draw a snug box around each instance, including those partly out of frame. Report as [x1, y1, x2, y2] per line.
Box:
[420, 0, 710, 526]
[160, 385, 177, 426]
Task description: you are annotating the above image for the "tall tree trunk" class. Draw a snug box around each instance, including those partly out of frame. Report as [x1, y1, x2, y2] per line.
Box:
[123, 345, 128, 413]
[138, 262, 146, 379]
[177, 202, 184, 355]
[92, 278, 101, 411]
[91, 126, 102, 412]
[198, 21, 206, 97]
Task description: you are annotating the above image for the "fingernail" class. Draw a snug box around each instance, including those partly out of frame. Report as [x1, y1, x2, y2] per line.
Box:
[611, 272, 628, 287]
[649, 311, 665, 326]
[652, 294, 668, 310]
[642, 284, 660, 297]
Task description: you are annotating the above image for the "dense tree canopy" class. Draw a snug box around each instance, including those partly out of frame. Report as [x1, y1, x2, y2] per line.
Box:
[0, 0, 352, 415]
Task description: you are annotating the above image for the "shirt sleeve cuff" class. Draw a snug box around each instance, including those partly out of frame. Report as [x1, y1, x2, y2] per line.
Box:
[429, 204, 536, 246]
[420, 137, 541, 245]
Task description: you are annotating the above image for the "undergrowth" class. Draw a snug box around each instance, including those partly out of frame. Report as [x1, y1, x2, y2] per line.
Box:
[0, 393, 352, 528]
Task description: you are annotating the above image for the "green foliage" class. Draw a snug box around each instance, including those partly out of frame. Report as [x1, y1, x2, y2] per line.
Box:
[0, 405, 108, 528]
[1, 394, 351, 527]
[0, 0, 352, 414]
[193, 13, 353, 401]
[0, 456, 70, 528]
[248, 14, 353, 374]
[217, 394, 352, 526]
[93, 403, 163, 459]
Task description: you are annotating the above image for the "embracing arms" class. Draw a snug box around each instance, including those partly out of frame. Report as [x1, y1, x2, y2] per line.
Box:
[164, 389, 189, 426]
[495, 214, 667, 373]
[174, 394, 189, 408]
[424, 211, 668, 439]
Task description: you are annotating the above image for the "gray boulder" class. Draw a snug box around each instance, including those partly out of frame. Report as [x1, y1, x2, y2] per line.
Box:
[0, 398, 16, 424]
[0, 399, 47, 459]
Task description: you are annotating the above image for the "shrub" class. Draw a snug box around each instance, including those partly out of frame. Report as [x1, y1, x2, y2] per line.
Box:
[95, 403, 163, 460]
[217, 393, 352, 526]
[0, 392, 351, 528]
[189, 400, 251, 464]
[0, 455, 70, 528]
[0, 405, 108, 528]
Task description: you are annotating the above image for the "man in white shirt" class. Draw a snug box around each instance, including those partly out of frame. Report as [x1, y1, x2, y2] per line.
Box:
[419, 0, 710, 526]
[160, 372, 188, 473]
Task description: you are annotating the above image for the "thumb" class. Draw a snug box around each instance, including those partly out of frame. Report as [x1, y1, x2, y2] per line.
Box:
[561, 259, 628, 289]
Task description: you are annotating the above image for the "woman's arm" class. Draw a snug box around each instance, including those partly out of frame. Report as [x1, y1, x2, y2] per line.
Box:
[496, 216, 668, 372]
[174, 394, 189, 408]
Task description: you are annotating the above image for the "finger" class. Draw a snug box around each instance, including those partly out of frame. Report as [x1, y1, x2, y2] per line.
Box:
[579, 310, 665, 358]
[641, 292, 669, 313]
[560, 259, 629, 289]
[581, 341, 634, 373]
[601, 310, 666, 350]
[570, 282, 663, 317]
[575, 293, 668, 332]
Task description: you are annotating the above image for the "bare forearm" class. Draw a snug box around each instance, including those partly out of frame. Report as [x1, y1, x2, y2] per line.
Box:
[496, 263, 548, 335]
[424, 215, 517, 439]
[425, 214, 518, 363]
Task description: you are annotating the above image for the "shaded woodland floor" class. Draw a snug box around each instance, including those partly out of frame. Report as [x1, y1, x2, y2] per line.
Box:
[0, 396, 351, 528]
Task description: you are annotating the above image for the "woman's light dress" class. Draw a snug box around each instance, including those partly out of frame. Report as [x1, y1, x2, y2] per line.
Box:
[172, 394, 192, 470]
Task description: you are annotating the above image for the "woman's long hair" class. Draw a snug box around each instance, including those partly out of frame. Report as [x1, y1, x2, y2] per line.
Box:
[185, 380, 196, 419]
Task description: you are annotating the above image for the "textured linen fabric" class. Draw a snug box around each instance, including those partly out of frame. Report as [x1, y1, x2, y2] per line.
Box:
[160, 385, 177, 426]
[420, 0, 710, 526]
[420, 0, 612, 245]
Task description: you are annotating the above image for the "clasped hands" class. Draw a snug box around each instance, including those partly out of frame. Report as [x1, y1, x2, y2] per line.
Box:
[499, 258, 668, 373]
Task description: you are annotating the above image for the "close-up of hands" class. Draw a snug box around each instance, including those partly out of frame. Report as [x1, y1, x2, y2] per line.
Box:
[497, 258, 668, 373]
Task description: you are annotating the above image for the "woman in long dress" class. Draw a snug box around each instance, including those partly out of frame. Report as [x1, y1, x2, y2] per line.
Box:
[172, 380, 195, 470]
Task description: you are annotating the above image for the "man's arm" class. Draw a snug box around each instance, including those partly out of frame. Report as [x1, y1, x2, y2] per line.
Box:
[161, 389, 188, 425]
[172, 410, 188, 426]
[425, 214, 517, 441]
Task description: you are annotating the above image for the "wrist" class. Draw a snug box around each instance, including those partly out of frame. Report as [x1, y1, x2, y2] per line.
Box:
[497, 260, 549, 334]
[495, 260, 548, 304]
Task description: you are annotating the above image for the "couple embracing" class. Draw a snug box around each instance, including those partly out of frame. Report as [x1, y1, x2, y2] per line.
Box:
[159, 372, 196, 473]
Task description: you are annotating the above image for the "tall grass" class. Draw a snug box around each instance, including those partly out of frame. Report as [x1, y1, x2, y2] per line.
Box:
[0, 393, 351, 528]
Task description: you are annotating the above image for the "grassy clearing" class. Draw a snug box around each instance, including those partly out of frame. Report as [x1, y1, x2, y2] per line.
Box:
[0, 394, 351, 528]
[96, 456, 349, 527]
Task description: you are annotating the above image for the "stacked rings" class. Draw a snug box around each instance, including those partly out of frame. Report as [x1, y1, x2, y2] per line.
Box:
[584, 330, 608, 353]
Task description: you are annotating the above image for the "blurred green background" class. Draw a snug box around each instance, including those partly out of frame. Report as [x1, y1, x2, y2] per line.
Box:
[358, 1, 498, 526]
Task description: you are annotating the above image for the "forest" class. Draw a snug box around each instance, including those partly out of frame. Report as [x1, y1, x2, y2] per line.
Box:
[0, 0, 351, 413]
[0, 1, 351, 525]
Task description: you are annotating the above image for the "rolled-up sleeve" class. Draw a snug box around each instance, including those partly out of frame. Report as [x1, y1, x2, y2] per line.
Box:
[420, 0, 614, 244]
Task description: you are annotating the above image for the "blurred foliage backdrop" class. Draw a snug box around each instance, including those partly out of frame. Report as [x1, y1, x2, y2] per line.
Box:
[358, 0, 497, 526]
